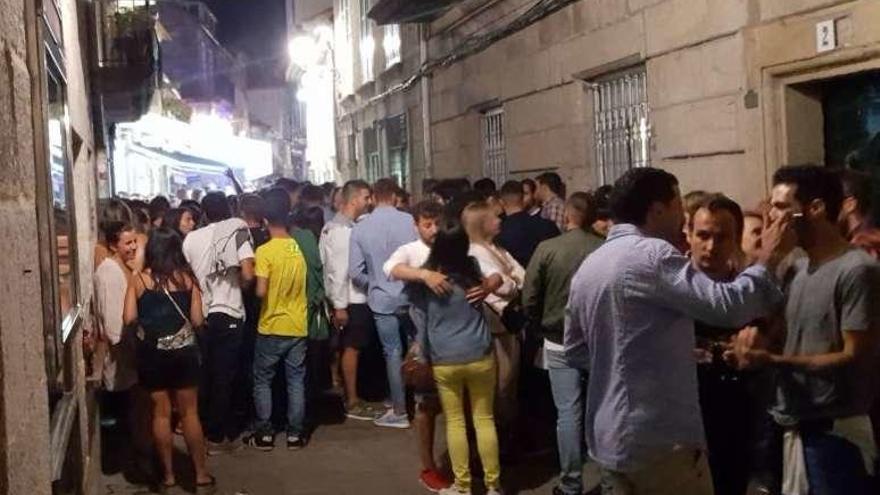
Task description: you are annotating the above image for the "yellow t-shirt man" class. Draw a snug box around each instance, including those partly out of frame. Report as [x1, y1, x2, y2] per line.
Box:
[255, 238, 308, 337]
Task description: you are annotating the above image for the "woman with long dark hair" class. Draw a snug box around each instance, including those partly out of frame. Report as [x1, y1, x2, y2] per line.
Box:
[162, 207, 197, 238]
[123, 227, 213, 491]
[409, 215, 501, 495]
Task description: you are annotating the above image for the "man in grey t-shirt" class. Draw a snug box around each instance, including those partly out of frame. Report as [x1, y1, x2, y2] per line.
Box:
[734, 165, 880, 495]
[772, 249, 879, 423]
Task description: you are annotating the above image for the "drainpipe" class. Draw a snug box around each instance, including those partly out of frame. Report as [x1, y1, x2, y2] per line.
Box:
[419, 24, 433, 182]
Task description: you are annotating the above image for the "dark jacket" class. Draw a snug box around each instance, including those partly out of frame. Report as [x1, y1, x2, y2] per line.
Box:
[496, 210, 560, 267]
[522, 228, 604, 344]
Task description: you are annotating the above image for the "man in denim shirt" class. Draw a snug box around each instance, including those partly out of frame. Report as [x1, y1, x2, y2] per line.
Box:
[565, 168, 794, 494]
[349, 178, 418, 429]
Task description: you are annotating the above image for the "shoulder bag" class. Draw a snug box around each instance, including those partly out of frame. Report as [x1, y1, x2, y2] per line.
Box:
[155, 286, 197, 351]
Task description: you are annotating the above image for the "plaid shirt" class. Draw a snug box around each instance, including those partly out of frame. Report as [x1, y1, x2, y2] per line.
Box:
[540, 196, 566, 231]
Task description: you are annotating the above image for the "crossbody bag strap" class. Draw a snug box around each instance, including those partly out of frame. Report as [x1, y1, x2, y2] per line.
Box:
[162, 285, 192, 327]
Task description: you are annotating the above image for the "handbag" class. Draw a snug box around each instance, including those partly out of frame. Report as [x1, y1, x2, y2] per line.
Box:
[500, 296, 528, 334]
[154, 286, 196, 351]
[308, 299, 332, 341]
[401, 302, 436, 393]
[401, 343, 436, 393]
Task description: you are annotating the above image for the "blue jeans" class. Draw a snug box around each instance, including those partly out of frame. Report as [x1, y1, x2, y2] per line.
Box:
[801, 422, 871, 495]
[253, 335, 307, 436]
[547, 348, 587, 495]
[374, 313, 406, 414]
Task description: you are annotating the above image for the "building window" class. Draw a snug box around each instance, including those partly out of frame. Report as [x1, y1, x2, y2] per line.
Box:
[359, 0, 374, 83]
[347, 132, 358, 170]
[481, 108, 507, 185]
[385, 114, 408, 189]
[336, 0, 353, 94]
[339, 0, 350, 42]
[363, 126, 381, 182]
[43, 46, 80, 408]
[383, 24, 401, 68]
[592, 66, 650, 184]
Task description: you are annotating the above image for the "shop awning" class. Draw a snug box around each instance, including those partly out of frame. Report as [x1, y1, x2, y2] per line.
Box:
[368, 0, 464, 25]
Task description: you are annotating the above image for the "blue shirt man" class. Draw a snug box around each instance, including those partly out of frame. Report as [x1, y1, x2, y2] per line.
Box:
[349, 205, 417, 314]
[349, 179, 417, 428]
[564, 168, 793, 493]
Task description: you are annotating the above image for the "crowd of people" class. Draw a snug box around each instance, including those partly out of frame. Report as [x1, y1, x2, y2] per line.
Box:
[90, 165, 880, 495]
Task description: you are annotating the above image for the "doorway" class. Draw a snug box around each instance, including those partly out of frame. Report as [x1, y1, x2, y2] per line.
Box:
[781, 69, 880, 216]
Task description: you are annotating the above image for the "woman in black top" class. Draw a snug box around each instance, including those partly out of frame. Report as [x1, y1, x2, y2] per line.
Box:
[123, 228, 213, 490]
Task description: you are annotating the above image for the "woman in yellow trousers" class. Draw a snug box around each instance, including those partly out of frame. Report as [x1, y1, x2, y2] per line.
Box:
[409, 214, 502, 495]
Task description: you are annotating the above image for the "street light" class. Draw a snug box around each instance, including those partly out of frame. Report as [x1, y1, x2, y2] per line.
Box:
[287, 21, 338, 184]
[288, 35, 318, 68]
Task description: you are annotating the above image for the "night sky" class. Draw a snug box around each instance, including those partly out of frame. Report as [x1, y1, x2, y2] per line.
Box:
[204, 0, 288, 86]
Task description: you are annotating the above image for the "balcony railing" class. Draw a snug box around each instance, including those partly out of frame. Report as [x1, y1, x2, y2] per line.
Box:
[95, 0, 160, 123]
[98, 1, 157, 67]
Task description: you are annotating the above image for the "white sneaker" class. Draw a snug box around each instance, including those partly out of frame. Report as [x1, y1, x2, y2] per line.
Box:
[486, 489, 504, 495]
[438, 487, 468, 495]
[372, 409, 410, 429]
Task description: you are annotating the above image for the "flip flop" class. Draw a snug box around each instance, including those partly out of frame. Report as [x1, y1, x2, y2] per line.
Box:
[195, 475, 217, 494]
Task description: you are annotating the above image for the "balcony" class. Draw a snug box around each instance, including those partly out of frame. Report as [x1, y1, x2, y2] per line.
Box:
[368, 0, 465, 24]
[95, 1, 160, 123]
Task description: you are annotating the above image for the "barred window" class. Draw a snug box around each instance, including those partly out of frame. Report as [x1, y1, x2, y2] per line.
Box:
[385, 114, 408, 189]
[481, 108, 507, 185]
[363, 126, 381, 182]
[592, 67, 651, 184]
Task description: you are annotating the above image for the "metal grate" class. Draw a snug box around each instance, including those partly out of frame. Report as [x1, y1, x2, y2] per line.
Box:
[592, 68, 651, 185]
[385, 114, 408, 188]
[481, 108, 507, 185]
[363, 126, 381, 182]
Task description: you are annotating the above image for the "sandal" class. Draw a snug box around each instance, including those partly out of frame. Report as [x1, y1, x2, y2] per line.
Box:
[195, 475, 217, 494]
[157, 480, 177, 494]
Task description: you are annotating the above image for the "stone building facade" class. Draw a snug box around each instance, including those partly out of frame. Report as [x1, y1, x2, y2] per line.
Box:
[0, 0, 129, 492]
[337, 0, 880, 207]
[333, 0, 428, 191]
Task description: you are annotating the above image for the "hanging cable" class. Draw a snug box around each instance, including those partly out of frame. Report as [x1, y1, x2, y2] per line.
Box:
[358, 0, 582, 109]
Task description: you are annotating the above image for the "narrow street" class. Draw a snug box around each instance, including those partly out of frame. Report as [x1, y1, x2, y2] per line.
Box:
[101, 396, 601, 495]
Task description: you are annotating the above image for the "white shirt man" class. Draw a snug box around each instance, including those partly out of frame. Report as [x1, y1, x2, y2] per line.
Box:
[183, 217, 255, 319]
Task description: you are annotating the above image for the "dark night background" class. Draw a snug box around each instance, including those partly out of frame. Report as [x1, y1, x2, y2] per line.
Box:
[204, 0, 288, 86]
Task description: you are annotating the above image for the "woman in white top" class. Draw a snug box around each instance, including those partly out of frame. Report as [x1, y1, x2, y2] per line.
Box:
[94, 220, 139, 392]
[94, 220, 154, 471]
[461, 201, 525, 455]
[462, 202, 525, 314]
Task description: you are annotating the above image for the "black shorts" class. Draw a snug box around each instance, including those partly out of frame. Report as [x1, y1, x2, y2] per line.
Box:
[137, 345, 201, 391]
[340, 304, 375, 350]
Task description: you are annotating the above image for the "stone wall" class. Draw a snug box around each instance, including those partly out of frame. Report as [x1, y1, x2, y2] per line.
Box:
[425, 0, 877, 207]
[0, 0, 98, 492]
[0, 0, 54, 492]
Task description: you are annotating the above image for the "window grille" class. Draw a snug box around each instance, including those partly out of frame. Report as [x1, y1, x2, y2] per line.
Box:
[383, 24, 401, 68]
[347, 133, 357, 168]
[385, 114, 408, 189]
[592, 67, 650, 185]
[481, 108, 507, 185]
[363, 126, 381, 182]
